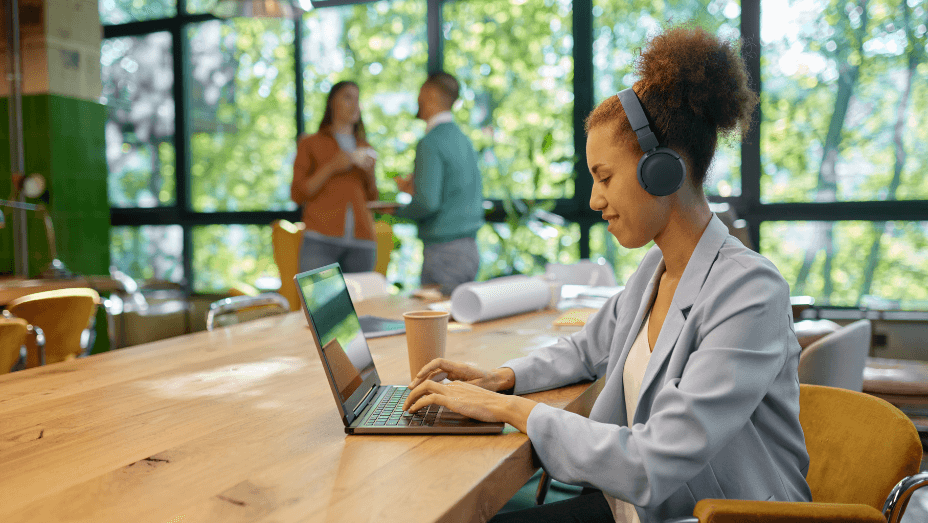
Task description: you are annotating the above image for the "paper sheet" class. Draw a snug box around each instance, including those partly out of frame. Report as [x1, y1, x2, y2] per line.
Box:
[449, 275, 551, 324]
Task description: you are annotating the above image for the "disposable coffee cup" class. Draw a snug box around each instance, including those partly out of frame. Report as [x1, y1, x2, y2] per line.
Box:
[403, 310, 449, 381]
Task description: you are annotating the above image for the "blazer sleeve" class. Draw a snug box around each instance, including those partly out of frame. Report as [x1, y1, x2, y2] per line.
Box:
[395, 138, 442, 221]
[291, 135, 316, 205]
[501, 290, 622, 394]
[525, 261, 792, 509]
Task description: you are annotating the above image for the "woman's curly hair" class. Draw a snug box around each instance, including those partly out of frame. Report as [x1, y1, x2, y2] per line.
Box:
[585, 25, 758, 188]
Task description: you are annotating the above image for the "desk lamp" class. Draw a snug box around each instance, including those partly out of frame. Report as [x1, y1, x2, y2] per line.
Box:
[0, 175, 75, 279]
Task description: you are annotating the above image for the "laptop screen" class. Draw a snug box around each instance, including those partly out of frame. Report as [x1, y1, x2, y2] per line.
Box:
[295, 264, 378, 406]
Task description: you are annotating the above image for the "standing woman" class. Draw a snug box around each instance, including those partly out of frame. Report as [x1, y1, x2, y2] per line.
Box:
[292, 81, 379, 273]
[402, 26, 812, 522]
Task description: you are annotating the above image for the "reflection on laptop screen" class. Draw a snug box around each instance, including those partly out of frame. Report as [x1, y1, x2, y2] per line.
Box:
[298, 266, 376, 402]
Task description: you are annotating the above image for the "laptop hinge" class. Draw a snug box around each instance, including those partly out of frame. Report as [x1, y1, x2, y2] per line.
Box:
[353, 384, 379, 417]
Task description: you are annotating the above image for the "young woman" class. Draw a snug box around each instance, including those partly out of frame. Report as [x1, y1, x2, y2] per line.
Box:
[402, 26, 813, 523]
[291, 81, 379, 273]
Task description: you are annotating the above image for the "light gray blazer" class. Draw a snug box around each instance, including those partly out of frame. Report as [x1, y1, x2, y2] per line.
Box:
[503, 216, 812, 522]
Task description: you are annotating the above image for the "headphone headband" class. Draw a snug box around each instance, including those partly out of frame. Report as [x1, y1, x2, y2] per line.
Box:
[617, 88, 659, 152]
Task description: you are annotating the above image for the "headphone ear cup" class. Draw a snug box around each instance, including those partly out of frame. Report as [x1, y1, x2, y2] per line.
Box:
[637, 148, 686, 196]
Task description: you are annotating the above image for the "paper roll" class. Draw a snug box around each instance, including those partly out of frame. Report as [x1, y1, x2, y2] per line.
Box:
[449, 276, 551, 324]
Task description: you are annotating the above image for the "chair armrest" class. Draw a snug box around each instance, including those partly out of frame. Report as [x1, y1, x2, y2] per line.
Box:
[884, 472, 928, 523]
[693, 499, 885, 523]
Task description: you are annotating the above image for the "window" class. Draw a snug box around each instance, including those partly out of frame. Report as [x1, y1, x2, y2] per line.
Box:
[102, 33, 176, 208]
[760, 0, 928, 203]
[443, 0, 575, 199]
[188, 19, 297, 212]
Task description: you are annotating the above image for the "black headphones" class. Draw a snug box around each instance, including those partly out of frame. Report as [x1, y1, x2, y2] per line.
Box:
[617, 88, 686, 196]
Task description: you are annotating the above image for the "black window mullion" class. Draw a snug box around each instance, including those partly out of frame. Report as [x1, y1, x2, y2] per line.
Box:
[427, 0, 443, 74]
[740, 0, 762, 249]
[174, 0, 194, 294]
[573, 0, 593, 259]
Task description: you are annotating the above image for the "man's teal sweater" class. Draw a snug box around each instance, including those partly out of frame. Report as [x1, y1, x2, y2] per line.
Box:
[395, 122, 485, 245]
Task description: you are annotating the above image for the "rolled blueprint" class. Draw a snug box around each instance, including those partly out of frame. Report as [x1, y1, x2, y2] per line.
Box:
[449, 275, 550, 324]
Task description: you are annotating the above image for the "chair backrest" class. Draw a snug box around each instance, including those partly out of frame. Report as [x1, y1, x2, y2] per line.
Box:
[271, 219, 306, 311]
[7, 288, 100, 366]
[799, 384, 922, 509]
[798, 319, 871, 391]
[343, 271, 390, 302]
[544, 259, 617, 287]
[793, 318, 841, 349]
[206, 292, 290, 331]
[374, 220, 393, 277]
[0, 317, 28, 374]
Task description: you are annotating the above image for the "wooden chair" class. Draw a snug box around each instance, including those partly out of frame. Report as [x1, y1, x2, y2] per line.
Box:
[798, 319, 871, 391]
[0, 317, 29, 373]
[206, 292, 290, 331]
[6, 288, 99, 367]
[668, 384, 924, 523]
[374, 220, 394, 277]
[271, 219, 306, 311]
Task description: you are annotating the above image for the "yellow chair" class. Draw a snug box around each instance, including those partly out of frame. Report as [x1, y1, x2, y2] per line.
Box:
[0, 317, 29, 374]
[7, 288, 100, 367]
[674, 384, 924, 523]
[271, 219, 306, 311]
[374, 220, 393, 277]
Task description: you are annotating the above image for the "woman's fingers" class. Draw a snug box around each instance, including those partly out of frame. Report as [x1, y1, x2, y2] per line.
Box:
[403, 379, 446, 412]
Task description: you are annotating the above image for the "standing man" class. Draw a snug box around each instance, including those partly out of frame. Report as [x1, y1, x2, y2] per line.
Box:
[394, 72, 484, 295]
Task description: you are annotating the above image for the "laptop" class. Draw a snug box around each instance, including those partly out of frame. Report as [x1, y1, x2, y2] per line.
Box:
[294, 263, 505, 435]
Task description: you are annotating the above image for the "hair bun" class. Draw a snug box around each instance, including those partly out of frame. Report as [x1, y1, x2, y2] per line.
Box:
[636, 26, 756, 136]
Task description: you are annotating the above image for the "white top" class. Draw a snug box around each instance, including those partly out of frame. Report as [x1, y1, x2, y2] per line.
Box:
[605, 311, 652, 523]
[425, 111, 454, 134]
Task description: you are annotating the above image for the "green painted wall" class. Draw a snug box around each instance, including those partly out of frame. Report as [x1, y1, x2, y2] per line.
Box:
[0, 93, 109, 277]
[1, 93, 111, 354]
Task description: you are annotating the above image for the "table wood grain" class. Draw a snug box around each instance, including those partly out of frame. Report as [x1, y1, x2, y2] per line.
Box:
[0, 295, 597, 523]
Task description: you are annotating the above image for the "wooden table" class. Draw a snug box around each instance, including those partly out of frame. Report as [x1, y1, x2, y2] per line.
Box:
[0, 276, 122, 306]
[0, 295, 598, 523]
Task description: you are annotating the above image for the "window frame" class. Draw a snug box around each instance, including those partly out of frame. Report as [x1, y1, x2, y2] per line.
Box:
[105, 0, 928, 308]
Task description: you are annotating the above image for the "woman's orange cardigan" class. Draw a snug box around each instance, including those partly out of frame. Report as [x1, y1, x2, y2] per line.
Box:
[291, 127, 379, 241]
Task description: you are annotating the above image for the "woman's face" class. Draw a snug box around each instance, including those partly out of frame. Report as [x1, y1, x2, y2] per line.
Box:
[586, 124, 671, 249]
[331, 84, 361, 126]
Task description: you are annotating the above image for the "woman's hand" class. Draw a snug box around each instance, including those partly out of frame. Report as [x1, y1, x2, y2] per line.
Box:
[327, 150, 356, 174]
[394, 173, 415, 195]
[403, 380, 537, 433]
[407, 358, 514, 392]
[402, 360, 536, 433]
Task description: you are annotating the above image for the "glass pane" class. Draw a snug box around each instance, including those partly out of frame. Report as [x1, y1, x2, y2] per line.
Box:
[592, 0, 742, 197]
[189, 19, 298, 212]
[193, 225, 277, 293]
[477, 220, 580, 280]
[100, 0, 176, 25]
[301, 0, 427, 199]
[588, 223, 653, 286]
[443, 0, 575, 199]
[760, 221, 928, 310]
[760, 0, 928, 202]
[110, 225, 184, 283]
[102, 33, 176, 208]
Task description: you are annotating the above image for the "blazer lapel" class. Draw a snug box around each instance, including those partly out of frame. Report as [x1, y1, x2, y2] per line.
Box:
[635, 215, 731, 416]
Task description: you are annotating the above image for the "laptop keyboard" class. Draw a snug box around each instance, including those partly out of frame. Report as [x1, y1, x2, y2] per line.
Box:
[366, 387, 442, 427]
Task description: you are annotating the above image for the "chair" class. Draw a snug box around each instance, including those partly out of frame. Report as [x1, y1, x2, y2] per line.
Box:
[271, 219, 306, 311]
[6, 288, 100, 367]
[544, 259, 617, 286]
[710, 202, 755, 251]
[666, 384, 925, 523]
[798, 319, 871, 391]
[374, 220, 393, 277]
[343, 271, 390, 302]
[793, 318, 841, 349]
[103, 270, 190, 349]
[206, 292, 290, 331]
